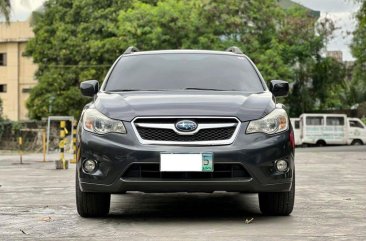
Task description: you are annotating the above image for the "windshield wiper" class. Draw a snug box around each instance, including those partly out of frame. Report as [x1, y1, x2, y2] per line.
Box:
[184, 87, 232, 91]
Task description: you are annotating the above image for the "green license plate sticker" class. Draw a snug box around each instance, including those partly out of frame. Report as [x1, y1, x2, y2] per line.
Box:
[202, 153, 213, 172]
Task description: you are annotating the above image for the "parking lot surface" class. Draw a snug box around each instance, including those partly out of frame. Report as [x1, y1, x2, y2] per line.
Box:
[0, 147, 365, 240]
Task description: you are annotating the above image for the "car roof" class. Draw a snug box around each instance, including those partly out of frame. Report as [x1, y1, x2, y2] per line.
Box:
[122, 49, 247, 57]
[300, 113, 348, 117]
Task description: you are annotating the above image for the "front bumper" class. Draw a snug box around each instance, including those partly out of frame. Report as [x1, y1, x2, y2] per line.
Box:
[77, 122, 294, 193]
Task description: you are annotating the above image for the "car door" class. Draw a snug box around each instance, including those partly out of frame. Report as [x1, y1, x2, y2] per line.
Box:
[348, 119, 366, 144]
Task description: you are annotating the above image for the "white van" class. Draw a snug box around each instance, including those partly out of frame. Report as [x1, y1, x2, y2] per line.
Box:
[299, 114, 348, 146]
[347, 118, 366, 145]
[299, 114, 366, 146]
[290, 118, 302, 146]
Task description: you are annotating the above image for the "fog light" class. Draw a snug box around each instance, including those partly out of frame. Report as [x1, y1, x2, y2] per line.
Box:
[83, 160, 97, 173]
[276, 160, 288, 172]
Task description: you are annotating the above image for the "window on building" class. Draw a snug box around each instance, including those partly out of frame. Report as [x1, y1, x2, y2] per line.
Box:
[0, 53, 7, 66]
[22, 88, 32, 93]
[0, 84, 7, 93]
[326, 117, 345, 126]
[306, 116, 323, 126]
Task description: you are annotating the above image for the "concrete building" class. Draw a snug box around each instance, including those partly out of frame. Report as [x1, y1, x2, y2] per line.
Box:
[344, 60, 355, 83]
[0, 21, 37, 121]
[326, 51, 343, 62]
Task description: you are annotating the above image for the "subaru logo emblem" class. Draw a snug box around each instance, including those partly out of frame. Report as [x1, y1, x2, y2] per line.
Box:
[175, 120, 198, 132]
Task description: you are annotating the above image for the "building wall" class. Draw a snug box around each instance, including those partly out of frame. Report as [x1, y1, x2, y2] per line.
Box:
[326, 51, 343, 62]
[18, 43, 38, 120]
[0, 21, 37, 121]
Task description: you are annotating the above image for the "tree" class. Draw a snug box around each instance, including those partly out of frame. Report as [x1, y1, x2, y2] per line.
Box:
[350, 0, 366, 105]
[0, 97, 3, 120]
[118, 0, 290, 81]
[281, 8, 338, 116]
[26, 0, 337, 119]
[0, 0, 10, 23]
[25, 0, 134, 119]
[311, 57, 346, 109]
[119, 1, 336, 116]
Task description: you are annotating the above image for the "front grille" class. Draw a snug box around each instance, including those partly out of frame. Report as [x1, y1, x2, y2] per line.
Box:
[133, 117, 240, 145]
[122, 163, 251, 180]
[136, 126, 236, 142]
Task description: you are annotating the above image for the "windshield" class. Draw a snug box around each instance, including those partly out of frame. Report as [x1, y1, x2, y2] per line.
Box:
[104, 53, 264, 92]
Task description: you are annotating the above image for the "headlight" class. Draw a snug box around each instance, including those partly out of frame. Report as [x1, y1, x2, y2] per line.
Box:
[83, 109, 126, 134]
[246, 108, 288, 134]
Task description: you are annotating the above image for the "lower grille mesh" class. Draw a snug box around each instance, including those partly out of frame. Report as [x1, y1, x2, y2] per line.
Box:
[122, 163, 251, 180]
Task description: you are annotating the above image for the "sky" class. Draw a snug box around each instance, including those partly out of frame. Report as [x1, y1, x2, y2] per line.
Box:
[293, 0, 361, 61]
[1, 0, 361, 61]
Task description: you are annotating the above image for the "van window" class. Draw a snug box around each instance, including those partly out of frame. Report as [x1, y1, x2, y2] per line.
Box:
[326, 117, 345, 126]
[294, 120, 300, 129]
[306, 116, 323, 126]
[349, 120, 364, 129]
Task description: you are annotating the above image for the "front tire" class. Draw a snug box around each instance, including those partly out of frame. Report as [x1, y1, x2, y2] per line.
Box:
[76, 172, 111, 217]
[258, 175, 295, 216]
[351, 139, 363, 145]
[316, 140, 326, 147]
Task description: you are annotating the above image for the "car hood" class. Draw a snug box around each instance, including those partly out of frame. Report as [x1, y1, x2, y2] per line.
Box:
[93, 91, 276, 122]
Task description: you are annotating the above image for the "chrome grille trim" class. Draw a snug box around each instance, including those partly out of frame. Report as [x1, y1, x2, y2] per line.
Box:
[135, 122, 237, 136]
[132, 116, 241, 145]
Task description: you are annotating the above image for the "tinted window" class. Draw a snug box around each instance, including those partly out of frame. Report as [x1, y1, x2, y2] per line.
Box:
[326, 117, 345, 126]
[294, 120, 300, 129]
[105, 53, 264, 92]
[306, 116, 323, 126]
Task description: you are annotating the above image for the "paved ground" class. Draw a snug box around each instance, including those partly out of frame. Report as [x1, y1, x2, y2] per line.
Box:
[0, 147, 365, 241]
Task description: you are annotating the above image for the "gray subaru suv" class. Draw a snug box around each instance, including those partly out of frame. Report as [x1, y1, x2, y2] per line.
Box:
[76, 47, 295, 217]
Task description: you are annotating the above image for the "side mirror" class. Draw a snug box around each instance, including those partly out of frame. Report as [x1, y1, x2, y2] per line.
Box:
[80, 80, 99, 97]
[269, 80, 289, 97]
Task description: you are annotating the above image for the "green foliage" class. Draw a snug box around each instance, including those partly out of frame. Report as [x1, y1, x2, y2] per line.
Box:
[25, 0, 133, 119]
[0, 97, 3, 120]
[118, 1, 337, 116]
[350, 1, 366, 105]
[118, 0, 291, 81]
[288, 57, 346, 116]
[26, 0, 339, 119]
[312, 58, 346, 109]
[0, 0, 11, 23]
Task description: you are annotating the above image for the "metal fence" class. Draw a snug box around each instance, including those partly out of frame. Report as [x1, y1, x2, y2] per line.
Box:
[0, 120, 70, 152]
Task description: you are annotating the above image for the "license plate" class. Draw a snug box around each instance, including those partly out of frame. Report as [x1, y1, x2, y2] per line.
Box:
[160, 153, 213, 172]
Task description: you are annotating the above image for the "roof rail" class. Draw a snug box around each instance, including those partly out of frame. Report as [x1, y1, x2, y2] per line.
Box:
[225, 46, 243, 54]
[123, 46, 140, 54]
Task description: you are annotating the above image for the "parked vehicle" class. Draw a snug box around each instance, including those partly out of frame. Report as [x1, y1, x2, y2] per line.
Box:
[298, 113, 366, 146]
[347, 118, 366, 145]
[76, 47, 295, 217]
[290, 118, 302, 146]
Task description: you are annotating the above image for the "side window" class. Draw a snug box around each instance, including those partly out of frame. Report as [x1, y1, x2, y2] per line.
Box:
[349, 121, 356, 127]
[356, 121, 365, 129]
[306, 116, 323, 126]
[349, 120, 364, 129]
[22, 88, 32, 93]
[294, 120, 300, 129]
[326, 117, 345, 126]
